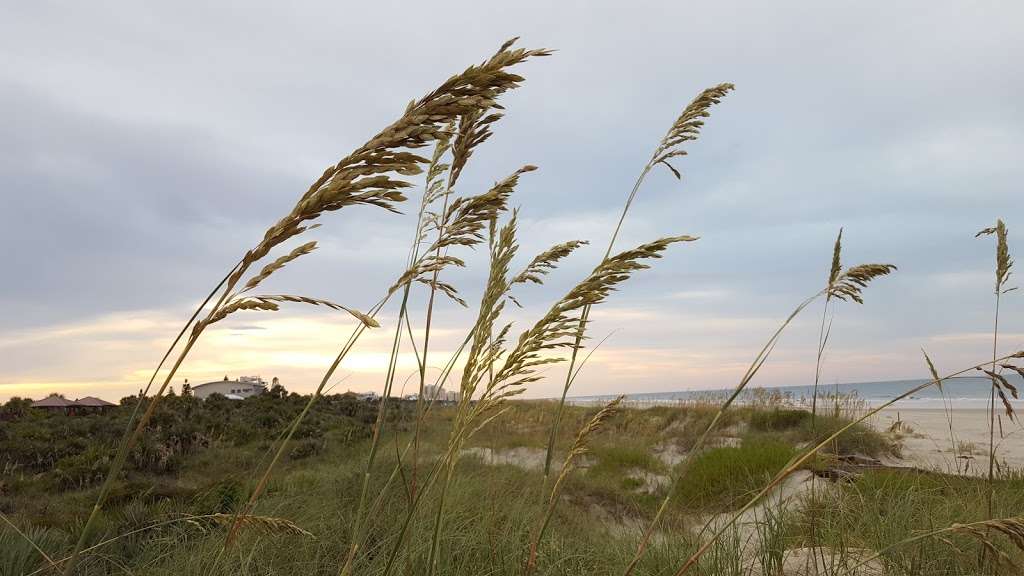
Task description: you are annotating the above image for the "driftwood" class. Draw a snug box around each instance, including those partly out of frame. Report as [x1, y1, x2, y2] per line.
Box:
[812, 453, 934, 482]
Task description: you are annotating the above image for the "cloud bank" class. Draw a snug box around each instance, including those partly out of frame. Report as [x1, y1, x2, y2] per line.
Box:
[1, 1, 1022, 401]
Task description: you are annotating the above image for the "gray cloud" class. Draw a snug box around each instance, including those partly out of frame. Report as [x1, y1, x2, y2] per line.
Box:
[1, 1, 1022, 398]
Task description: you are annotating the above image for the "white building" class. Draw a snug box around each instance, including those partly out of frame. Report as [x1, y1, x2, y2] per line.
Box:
[423, 384, 458, 403]
[192, 376, 272, 400]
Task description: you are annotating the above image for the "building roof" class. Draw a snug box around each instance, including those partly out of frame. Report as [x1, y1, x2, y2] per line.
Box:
[30, 394, 117, 408]
[193, 378, 268, 390]
[75, 396, 116, 407]
[192, 380, 233, 389]
[31, 394, 76, 407]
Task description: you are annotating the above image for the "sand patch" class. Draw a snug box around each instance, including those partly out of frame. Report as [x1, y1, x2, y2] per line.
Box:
[462, 446, 546, 471]
[874, 408, 1024, 476]
[625, 468, 670, 494]
[652, 441, 688, 467]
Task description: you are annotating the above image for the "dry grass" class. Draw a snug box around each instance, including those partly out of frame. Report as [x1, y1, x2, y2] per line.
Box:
[526, 395, 623, 575]
[203, 514, 316, 539]
[510, 240, 589, 287]
[650, 83, 734, 180]
[976, 218, 1016, 546]
[976, 219, 1013, 291]
[241, 241, 318, 292]
[203, 294, 379, 329]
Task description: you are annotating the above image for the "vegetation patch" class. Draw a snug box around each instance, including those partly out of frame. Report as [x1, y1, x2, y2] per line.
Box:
[674, 438, 798, 511]
[799, 414, 897, 458]
[749, 407, 812, 432]
[805, 469, 1024, 573]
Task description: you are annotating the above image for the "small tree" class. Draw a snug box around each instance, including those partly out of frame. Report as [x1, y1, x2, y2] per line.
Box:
[1, 397, 32, 419]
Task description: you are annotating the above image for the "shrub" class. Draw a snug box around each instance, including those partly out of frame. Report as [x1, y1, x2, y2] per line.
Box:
[54, 446, 110, 491]
[289, 438, 324, 460]
[1, 392, 379, 493]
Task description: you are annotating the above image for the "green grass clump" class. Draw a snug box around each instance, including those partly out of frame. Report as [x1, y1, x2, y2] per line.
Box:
[0, 524, 66, 576]
[800, 414, 896, 458]
[674, 438, 797, 511]
[579, 443, 666, 503]
[749, 407, 811, 432]
[590, 443, 662, 473]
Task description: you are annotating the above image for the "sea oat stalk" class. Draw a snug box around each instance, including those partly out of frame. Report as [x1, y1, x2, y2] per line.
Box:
[525, 396, 623, 575]
[542, 83, 734, 483]
[976, 219, 1015, 568]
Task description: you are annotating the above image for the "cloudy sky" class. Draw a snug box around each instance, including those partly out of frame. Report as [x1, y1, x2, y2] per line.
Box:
[1, 1, 1022, 402]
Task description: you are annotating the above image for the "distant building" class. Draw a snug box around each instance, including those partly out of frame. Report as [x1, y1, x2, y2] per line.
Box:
[422, 384, 459, 403]
[72, 396, 117, 412]
[30, 394, 77, 413]
[356, 391, 379, 402]
[30, 394, 116, 414]
[192, 375, 271, 400]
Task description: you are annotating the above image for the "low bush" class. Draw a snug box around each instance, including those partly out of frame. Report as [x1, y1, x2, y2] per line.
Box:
[0, 392, 381, 490]
[289, 437, 324, 460]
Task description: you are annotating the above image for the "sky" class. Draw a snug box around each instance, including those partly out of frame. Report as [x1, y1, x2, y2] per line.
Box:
[1, 1, 1022, 402]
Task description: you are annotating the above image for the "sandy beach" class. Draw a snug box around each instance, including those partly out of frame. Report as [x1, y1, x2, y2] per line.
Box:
[873, 408, 1024, 476]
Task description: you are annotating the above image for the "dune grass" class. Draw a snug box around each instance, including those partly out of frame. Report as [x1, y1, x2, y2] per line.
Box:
[0, 399, 879, 574]
[673, 438, 797, 512]
[805, 469, 1024, 574]
[5, 392, 1024, 575]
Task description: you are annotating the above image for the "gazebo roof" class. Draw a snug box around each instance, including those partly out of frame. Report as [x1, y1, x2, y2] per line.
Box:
[31, 394, 76, 408]
[75, 396, 116, 407]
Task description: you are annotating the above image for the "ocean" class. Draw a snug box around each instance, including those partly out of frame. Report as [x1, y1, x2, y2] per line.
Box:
[567, 375, 1024, 410]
